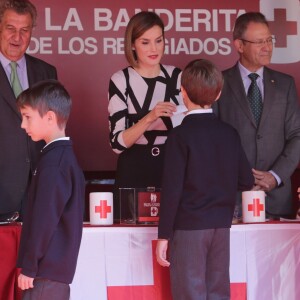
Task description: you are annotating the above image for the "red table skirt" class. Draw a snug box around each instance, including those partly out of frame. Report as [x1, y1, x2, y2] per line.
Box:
[0, 224, 21, 300]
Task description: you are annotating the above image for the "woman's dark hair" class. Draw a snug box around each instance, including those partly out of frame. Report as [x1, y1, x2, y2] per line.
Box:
[124, 11, 164, 67]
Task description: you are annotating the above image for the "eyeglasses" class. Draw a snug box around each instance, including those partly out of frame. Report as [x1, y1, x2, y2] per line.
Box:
[240, 37, 276, 47]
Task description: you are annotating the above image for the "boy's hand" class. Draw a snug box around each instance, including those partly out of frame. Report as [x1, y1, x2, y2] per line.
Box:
[18, 273, 34, 290]
[156, 239, 170, 267]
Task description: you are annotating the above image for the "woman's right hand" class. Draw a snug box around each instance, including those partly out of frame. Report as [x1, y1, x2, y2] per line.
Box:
[146, 102, 177, 123]
[122, 102, 177, 148]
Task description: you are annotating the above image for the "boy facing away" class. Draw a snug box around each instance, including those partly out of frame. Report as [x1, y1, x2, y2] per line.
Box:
[156, 59, 254, 300]
[16, 80, 85, 300]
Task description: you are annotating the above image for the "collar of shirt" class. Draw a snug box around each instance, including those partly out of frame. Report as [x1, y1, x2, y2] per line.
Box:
[44, 137, 70, 149]
[0, 52, 28, 90]
[238, 62, 264, 99]
[186, 108, 213, 116]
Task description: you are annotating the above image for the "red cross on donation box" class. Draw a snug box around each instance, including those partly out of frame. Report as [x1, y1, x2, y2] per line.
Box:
[248, 198, 264, 217]
[89, 192, 114, 225]
[95, 200, 112, 219]
[242, 191, 266, 223]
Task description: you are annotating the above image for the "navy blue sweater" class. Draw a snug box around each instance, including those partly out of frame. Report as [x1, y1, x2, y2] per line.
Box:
[158, 113, 254, 239]
[17, 140, 85, 284]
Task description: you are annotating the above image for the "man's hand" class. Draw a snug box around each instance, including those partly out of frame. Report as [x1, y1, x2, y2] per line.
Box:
[18, 273, 34, 290]
[252, 169, 277, 192]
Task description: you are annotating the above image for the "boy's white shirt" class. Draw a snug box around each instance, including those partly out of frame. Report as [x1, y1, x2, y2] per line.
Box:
[44, 137, 70, 149]
[186, 108, 213, 115]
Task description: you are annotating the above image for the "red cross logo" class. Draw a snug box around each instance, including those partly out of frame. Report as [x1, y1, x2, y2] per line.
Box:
[95, 200, 111, 219]
[268, 9, 298, 48]
[151, 207, 158, 217]
[248, 198, 264, 217]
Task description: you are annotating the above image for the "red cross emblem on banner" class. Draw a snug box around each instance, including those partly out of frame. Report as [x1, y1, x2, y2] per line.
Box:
[268, 9, 297, 48]
[95, 200, 111, 219]
[248, 198, 264, 217]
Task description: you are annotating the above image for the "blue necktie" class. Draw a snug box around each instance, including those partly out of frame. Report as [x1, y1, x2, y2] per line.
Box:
[10, 61, 23, 98]
[247, 73, 263, 125]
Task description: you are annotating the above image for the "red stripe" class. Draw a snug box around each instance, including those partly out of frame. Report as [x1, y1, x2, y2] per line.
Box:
[107, 241, 247, 299]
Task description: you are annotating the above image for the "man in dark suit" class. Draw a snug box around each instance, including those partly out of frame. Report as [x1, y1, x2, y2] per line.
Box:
[216, 12, 300, 219]
[0, 0, 57, 216]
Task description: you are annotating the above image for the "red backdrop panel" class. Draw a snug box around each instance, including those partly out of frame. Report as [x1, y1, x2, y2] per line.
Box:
[29, 0, 300, 171]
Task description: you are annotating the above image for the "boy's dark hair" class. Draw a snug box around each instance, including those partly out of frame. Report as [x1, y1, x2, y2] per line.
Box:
[125, 11, 165, 67]
[181, 59, 223, 107]
[17, 80, 72, 130]
[0, 0, 37, 27]
[233, 12, 268, 40]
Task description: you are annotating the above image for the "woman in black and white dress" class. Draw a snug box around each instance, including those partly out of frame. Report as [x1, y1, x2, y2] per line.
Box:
[108, 11, 185, 219]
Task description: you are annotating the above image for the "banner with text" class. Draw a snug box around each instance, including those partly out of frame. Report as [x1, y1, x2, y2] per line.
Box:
[30, 0, 300, 171]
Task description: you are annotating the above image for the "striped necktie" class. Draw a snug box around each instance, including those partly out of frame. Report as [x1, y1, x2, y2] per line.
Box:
[10, 61, 23, 98]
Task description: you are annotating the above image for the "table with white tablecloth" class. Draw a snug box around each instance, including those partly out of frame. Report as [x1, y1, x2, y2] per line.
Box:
[70, 223, 300, 300]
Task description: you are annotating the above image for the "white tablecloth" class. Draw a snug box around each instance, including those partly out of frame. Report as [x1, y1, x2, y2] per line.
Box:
[70, 223, 300, 300]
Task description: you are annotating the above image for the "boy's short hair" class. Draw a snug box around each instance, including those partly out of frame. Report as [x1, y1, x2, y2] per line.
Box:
[17, 80, 71, 129]
[181, 59, 223, 107]
[125, 11, 165, 67]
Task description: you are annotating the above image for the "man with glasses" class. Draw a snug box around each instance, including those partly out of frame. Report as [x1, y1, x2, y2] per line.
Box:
[215, 12, 300, 220]
[0, 0, 57, 218]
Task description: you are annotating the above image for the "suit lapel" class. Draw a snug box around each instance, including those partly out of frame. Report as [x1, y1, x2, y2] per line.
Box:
[26, 54, 36, 86]
[227, 64, 257, 127]
[259, 67, 275, 127]
[0, 62, 21, 119]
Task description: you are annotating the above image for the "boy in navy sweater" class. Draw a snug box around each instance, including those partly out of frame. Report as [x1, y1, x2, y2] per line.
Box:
[16, 80, 85, 300]
[156, 59, 254, 299]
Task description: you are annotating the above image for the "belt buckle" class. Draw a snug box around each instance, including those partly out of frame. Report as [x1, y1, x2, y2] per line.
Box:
[151, 146, 160, 157]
